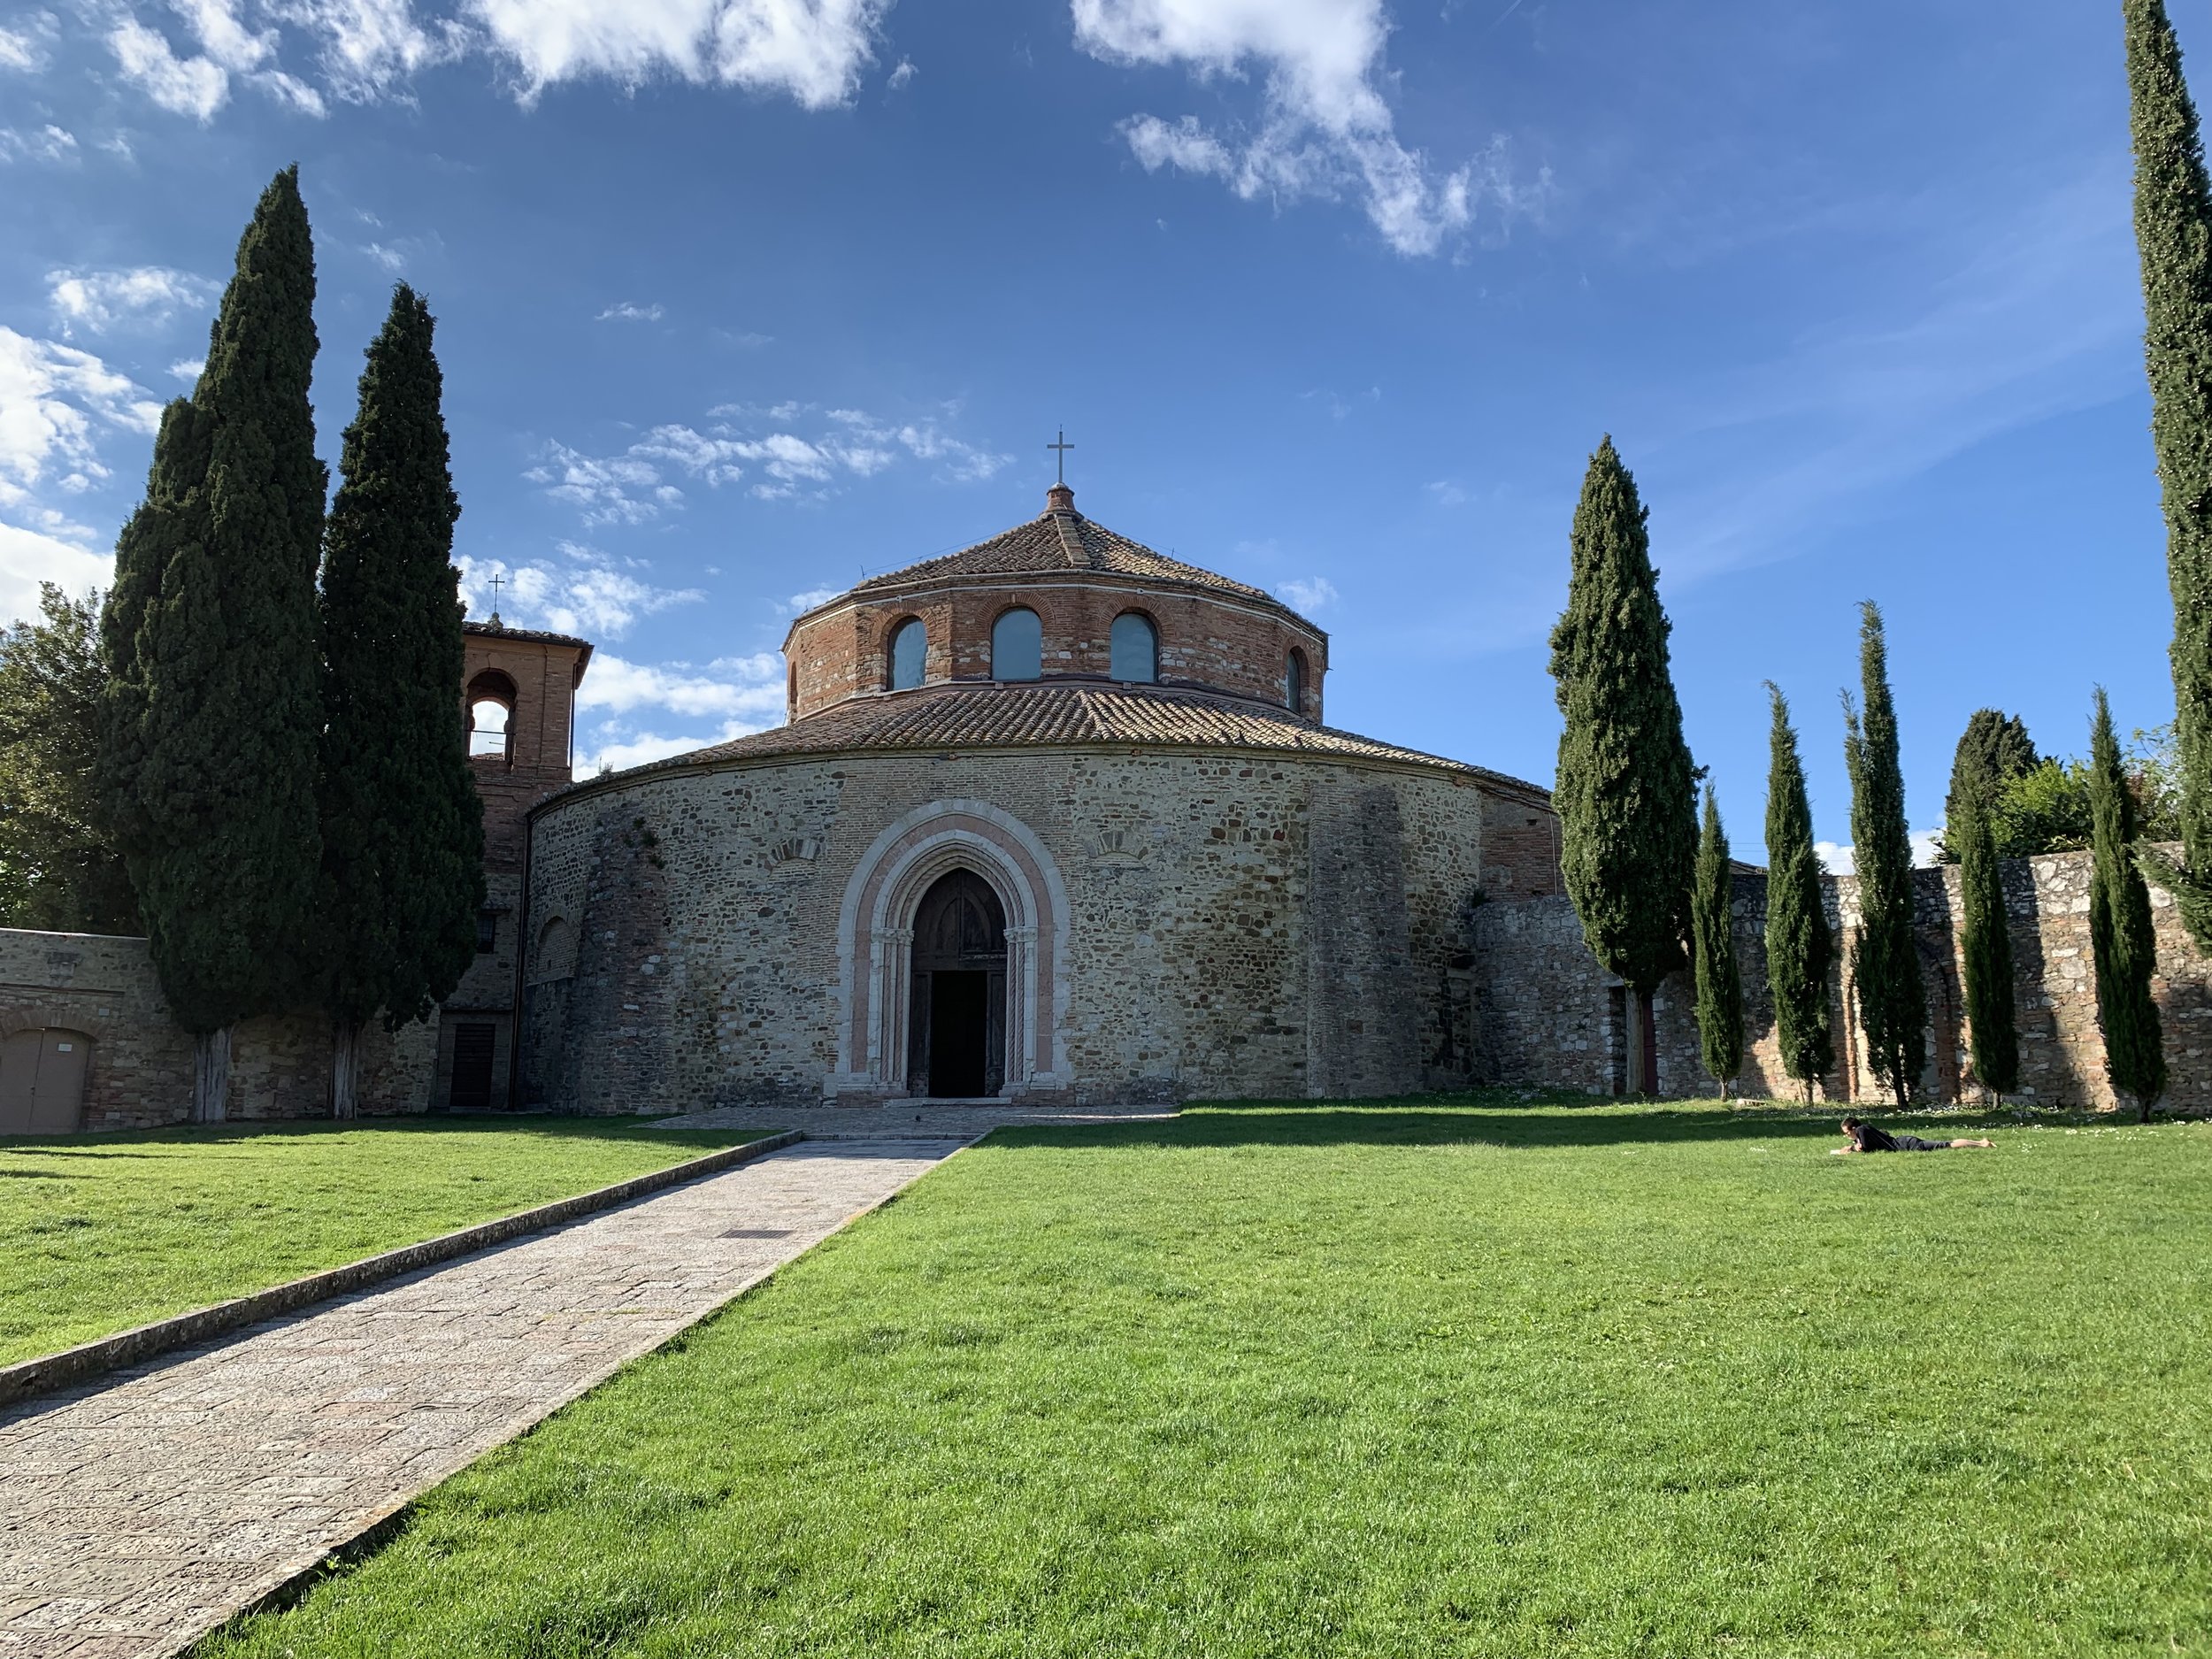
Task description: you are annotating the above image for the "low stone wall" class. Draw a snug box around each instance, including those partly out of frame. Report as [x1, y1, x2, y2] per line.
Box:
[0, 929, 437, 1131]
[1471, 846, 2212, 1111]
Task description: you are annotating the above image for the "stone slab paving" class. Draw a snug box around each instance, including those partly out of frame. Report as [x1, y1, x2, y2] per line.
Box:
[0, 1140, 963, 1659]
[657, 1101, 1179, 1140]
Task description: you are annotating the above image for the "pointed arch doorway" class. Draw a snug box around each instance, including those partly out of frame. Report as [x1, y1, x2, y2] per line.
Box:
[907, 869, 1006, 1098]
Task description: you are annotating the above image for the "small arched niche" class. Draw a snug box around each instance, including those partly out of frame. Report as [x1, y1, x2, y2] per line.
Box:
[991, 608, 1041, 682]
[1286, 649, 1308, 718]
[887, 617, 927, 691]
[532, 914, 574, 984]
[1110, 612, 1158, 683]
[468, 669, 518, 761]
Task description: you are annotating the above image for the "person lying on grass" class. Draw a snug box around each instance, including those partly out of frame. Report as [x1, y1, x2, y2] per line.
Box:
[1832, 1116, 1995, 1155]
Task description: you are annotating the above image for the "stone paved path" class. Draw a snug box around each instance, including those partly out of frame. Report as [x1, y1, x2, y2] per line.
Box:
[0, 1140, 963, 1659]
[659, 1101, 1179, 1140]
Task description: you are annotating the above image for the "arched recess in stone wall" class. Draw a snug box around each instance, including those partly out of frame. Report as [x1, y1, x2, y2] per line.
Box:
[831, 799, 1070, 1098]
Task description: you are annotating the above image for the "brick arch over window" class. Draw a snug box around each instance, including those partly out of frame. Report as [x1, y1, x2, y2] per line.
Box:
[829, 800, 1070, 1099]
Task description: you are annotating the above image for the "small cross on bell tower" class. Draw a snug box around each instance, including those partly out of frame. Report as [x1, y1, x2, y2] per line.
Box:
[485, 572, 505, 627]
[1046, 428, 1076, 514]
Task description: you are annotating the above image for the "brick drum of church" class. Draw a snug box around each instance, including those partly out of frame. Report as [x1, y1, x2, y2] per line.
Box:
[521, 485, 1561, 1110]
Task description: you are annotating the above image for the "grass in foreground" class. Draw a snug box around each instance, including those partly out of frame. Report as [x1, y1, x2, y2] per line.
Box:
[0, 1115, 776, 1364]
[204, 1096, 2212, 1658]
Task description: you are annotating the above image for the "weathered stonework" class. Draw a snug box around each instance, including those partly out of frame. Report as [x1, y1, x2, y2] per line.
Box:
[0, 930, 435, 1129]
[523, 744, 1509, 1111]
[1471, 846, 2212, 1111]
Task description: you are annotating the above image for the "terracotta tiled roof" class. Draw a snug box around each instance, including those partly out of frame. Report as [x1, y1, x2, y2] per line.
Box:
[842, 503, 1282, 609]
[603, 680, 1550, 802]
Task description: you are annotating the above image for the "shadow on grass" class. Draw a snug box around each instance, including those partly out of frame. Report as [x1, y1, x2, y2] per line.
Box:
[0, 1115, 781, 1156]
[987, 1094, 2030, 1154]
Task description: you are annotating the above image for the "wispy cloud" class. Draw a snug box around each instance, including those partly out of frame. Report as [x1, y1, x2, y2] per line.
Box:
[0, 14, 55, 73]
[1075, 0, 1546, 257]
[0, 326, 164, 508]
[0, 124, 76, 163]
[457, 543, 704, 638]
[597, 301, 664, 322]
[1276, 575, 1339, 614]
[48, 266, 218, 334]
[531, 402, 1010, 519]
[572, 650, 787, 773]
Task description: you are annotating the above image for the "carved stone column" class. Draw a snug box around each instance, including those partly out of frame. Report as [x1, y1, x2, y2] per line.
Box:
[871, 926, 914, 1091]
[1003, 924, 1037, 1087]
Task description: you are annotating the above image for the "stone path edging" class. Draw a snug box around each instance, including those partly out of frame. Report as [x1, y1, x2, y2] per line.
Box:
[0, 1129, 801, 1411]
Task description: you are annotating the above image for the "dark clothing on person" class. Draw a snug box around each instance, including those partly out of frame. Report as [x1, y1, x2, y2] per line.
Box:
[1847, 1123, 1948, 1152]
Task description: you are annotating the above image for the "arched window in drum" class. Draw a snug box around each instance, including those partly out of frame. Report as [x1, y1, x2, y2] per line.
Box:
[889, 618, 926, 691]
[1286, 649, 1307, 716]
[1110, 612, 1157, 683]
[992, 608, 1041, 681]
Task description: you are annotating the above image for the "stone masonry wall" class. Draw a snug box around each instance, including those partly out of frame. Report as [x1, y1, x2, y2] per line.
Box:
[1471, 846, 2212, 1110]
[524, 746, 1494, 1112]
[0, 929, 437, 1131]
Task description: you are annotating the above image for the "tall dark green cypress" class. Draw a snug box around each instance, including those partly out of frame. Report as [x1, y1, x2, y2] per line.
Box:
[319, 285, 482, 1118]
[96, 166, 326, 1121]
[2126, 0, 2212, 948]
[1548, 437, 1699, 1094]
[1691, 785, 1744, 1097]
[1953, 770, 2019, 1099]
[1763, 684, 1833, 1103]
[2089, 687, 2166, 1120]
[1943, 710, 2038, 860]
[1842, 602, 1926, 1105]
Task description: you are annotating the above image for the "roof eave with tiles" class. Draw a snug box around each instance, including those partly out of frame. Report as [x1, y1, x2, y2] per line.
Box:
[547, 679, 1552, 808]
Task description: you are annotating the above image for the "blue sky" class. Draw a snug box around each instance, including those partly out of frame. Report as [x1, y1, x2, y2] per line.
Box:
[0, 0, 2183, 862]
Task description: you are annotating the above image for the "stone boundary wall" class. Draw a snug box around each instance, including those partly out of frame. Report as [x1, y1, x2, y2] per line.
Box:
[0, 929, 436, 1131]
[1470, 846, 2212, 1111]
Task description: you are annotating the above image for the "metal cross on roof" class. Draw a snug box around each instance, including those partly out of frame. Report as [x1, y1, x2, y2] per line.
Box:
[1048, 428, 1073, 484]
[486, 571, 504, 625]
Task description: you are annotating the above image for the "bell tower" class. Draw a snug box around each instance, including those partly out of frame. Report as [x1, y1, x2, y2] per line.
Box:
[435, 619, 593, 1110]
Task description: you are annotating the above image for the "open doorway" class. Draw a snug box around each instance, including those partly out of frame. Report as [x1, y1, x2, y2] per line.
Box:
[907, 868, 1006, 1098]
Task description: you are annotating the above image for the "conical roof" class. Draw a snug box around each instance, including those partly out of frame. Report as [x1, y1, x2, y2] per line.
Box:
[839, 485, 1280, 609]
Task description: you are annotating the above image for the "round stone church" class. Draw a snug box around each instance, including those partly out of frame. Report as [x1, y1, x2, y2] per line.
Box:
[519, 484, 1562, 1110]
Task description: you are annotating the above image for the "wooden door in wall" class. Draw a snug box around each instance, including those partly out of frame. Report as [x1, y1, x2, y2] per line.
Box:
[0, 1028, 90, 1134]
[449, 1022, 496, 1113]
[906, 868, 1007, 1099]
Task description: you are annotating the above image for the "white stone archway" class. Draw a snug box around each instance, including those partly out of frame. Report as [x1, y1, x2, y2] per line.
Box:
[826, 800, 1071, 1100]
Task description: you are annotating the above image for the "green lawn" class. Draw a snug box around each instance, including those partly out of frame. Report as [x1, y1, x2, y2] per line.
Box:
[0, 1116, 777, 1365]
[203, 1096, 2212, 1658]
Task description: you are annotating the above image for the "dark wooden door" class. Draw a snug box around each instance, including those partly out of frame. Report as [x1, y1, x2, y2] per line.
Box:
[909, 869, 1007, 1098]
[449, 1022, 496, 1112]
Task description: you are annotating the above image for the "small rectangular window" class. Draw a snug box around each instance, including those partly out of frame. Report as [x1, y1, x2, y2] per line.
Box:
[476, 910, 498, 953]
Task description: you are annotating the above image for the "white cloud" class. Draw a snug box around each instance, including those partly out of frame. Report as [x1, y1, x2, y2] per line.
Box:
[533, 403, 1007, 518]
[0, 125, 77, 163]
[280, 0, 460, 101]
[597, 301, 665, 322]
[169, 357, 206, 382]
[780, 584, 841, 615]
[363, 241, 406, 271]
[47, 266, 218, 334]
[885, 54, 913, 88]
[0, 12, 58, 73]
[109, 19, 231, 120]
[1425, 479, 1466, 506]
[1074, 0, 1537, 257]
[0, 518, 111, 628]
[0, 327, 164, 508]
[468, 0, 891, 109]
[457, 545, 703, 639]
[1275, 575, 1338, 613]
[1815, 830, 1944, 878]
[578, 650, 783, 718]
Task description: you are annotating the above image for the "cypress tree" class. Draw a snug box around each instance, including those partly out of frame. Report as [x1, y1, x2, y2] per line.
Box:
[2126, 0, 2212, 948]
[1763, 684, 1834, 1104]
[1942, 709, 2038, 860]
[1691, 785, 1744, 1098]
[96, 165, 326, 1122]
[1953, 768, 2020, 1100]
[319, 285, 482, 1118]
[1548, 437, 1699, 1094]
[2089, 687, 2166, 1120]
[1842, 601, 1927, 1105]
